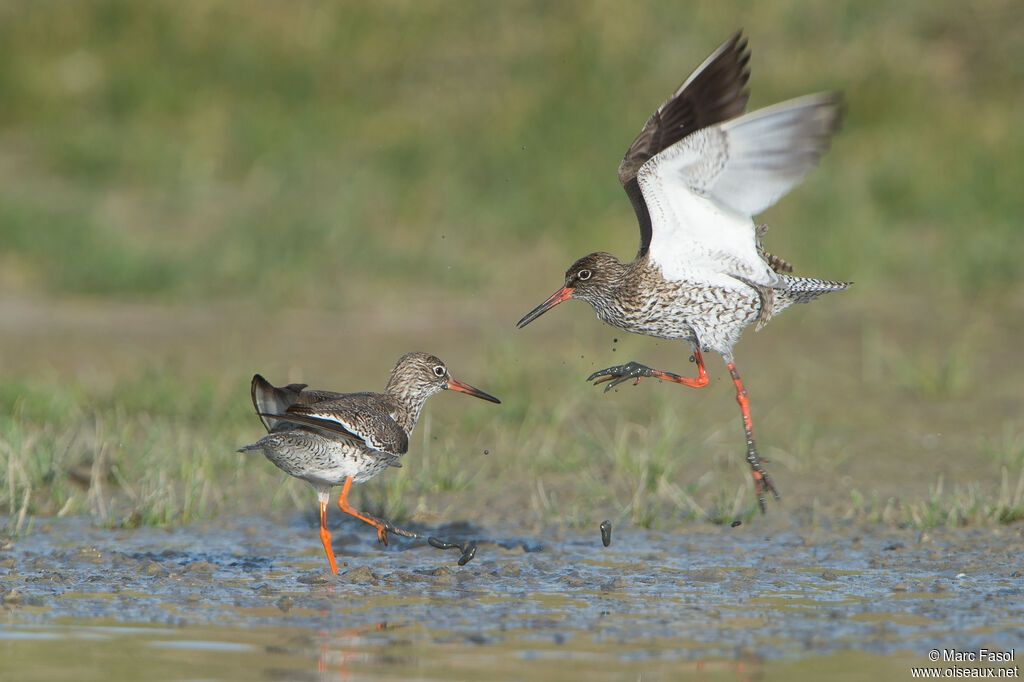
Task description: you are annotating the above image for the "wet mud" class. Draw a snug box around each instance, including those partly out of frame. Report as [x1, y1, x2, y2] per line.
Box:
[2, 516, 1023, 680]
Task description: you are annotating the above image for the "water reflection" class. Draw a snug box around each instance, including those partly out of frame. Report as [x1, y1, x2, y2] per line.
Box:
[1, 517, 1022, 681]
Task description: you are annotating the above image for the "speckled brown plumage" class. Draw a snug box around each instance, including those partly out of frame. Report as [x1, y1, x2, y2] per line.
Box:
[517, 32, 849, 513]
[238, 352, 500, 573]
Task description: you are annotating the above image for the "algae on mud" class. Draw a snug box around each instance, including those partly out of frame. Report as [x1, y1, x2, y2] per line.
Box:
[3, 516, 1023, 681]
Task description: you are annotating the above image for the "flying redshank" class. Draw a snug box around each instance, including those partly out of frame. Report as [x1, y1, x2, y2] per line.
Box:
[238, 352, 500, 573]
[516, 32, 850, 511]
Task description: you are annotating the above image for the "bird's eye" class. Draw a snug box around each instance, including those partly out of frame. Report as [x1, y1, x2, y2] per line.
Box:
[578, 269, 592, 281]
[433, 365, 446, 377]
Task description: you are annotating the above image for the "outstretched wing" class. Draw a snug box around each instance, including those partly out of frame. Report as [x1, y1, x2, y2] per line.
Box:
[619, 32, 752, 258]
[639, 92, 842, 286]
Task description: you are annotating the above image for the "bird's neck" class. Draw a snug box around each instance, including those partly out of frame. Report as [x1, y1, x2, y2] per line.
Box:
[383, 385, 431, 434]
[586, 259, 640, 328]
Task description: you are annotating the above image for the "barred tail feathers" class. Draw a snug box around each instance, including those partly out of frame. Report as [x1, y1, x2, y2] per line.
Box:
[778, 274, 851, 305]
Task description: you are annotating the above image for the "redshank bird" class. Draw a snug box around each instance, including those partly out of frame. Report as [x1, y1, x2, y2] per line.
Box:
[516, 32, 850, 511]
[238, 352, 500, 573]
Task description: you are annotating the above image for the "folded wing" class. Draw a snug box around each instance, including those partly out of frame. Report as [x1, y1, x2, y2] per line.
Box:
[251, 374, 308, 432]
[269, 399, 409, 457]
[250, 375, 409, 457]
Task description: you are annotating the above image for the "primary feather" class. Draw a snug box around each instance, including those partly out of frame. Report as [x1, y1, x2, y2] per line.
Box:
[639, 93, 842, 287]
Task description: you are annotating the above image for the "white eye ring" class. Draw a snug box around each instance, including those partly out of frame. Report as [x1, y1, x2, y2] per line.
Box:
[578, 269, 592, 281]
[433, 365, 446, 377]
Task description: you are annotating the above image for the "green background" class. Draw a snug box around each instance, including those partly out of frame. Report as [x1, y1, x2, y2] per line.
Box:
[2, 0, 1022, 530]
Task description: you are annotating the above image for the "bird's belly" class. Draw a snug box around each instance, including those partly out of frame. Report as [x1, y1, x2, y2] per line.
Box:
[612, 281, 761, 350]
[258, 432, 391, 486]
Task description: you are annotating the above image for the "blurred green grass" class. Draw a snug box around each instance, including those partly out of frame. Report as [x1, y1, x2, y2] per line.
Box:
[3, 0, 1021, 302]
[2, 0, 1023, 532]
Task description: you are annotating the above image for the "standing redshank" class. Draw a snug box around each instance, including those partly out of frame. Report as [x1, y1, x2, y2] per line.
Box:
[238, 352, 500, 573]
[516, 32, 850, 511]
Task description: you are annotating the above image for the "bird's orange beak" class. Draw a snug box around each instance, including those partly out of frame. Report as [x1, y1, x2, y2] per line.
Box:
[516, 286, 573, 328]
[447, 377, 501, 404]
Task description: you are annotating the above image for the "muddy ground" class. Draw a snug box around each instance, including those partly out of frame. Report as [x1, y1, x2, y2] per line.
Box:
[2, 514, 1022, 681]
[3, 296, 1023, 680]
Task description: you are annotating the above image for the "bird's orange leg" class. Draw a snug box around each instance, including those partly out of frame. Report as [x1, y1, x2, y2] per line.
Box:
[318, 498, 339, 574]
[589, 349, 710, 390]
[337, 476, 391, 546]
[652, 348, 710, 388]
[727, 362, 780, 512]
[334, 478, 476, 560]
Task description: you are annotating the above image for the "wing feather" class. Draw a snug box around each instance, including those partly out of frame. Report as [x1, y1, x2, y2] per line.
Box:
[619, 31, 752, 257]
[639, 93, 842, 285]
[250, 374, 307, 432]
[279, 401, 409, 456]
[249, 375, 409, 456]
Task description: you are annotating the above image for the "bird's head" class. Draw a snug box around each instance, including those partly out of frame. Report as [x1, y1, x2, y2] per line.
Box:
[388, 352, 501, 404]
[516, 252, 624, 328]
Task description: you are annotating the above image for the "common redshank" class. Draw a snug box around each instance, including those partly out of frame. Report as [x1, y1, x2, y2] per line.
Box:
[238, 352, 500, 573]
[516, 32, 850, 511]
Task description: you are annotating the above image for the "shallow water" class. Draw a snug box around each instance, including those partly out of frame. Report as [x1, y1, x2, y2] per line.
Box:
[2, 516, 1022, 680]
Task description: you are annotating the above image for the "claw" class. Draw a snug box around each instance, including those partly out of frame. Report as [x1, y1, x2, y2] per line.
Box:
[750, 464, 780, 513]
[587, 362, 656, 391]
[458, 542, 477, 565]
[428, 536, 478, 565]
[745, 438, 780, 514]
[427, 536, 456, 550]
